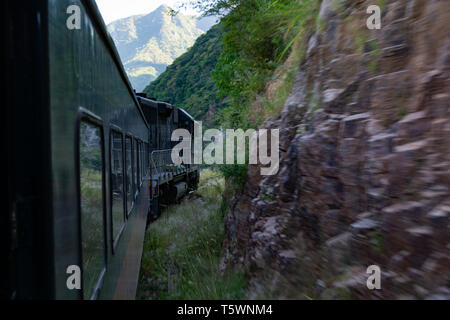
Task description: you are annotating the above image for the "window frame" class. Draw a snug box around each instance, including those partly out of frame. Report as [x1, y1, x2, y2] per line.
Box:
[109, 125, 126, 254]
[75, 107, 108, 300]
[142, 142, 145, 176]
[140, 141, 143, 179]
[139, 140, 143, 184]
[125, 134, 134, 217]
[133, 137, 139, 198]
[136, 139, 140, 191]
[141, 142, 144, 179]
[145, 142, 149, 177]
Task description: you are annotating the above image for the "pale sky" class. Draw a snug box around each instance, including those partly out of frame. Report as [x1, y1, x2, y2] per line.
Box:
[95, 0, 200, 24]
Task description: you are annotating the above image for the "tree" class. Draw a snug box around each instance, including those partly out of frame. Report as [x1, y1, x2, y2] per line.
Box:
[182, 0, 240, 16]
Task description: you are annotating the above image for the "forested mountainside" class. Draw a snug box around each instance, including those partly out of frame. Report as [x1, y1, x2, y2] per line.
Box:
[107, 5, 216, 91]
[143, 23, 226, 126]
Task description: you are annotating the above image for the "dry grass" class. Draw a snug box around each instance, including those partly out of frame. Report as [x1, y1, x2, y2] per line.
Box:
[137, 169, 247, 300]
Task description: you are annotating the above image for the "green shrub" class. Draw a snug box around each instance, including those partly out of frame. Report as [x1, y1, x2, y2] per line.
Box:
[137, 171, 247, 300]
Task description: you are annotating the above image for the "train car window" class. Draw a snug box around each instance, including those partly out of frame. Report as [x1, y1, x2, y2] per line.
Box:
[140, 142, 144, 180]
[145, 144, 148, 176]
[134, 139, 139, 195]
[125, 136, 133, 215]
[143, 143, 146, 177]
[139, 142, 143, 183]
[137, 141, 141, 186]
[110, 131, 125, 246]
[139, 141, 144, 184]
[79, 121, 106, 300]
[149, 127, 152, 147]
[152, 126, 157, 148]
[147, 143, 149, 176]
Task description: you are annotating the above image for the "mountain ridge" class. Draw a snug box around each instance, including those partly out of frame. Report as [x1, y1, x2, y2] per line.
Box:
[107, 5, 217, 91]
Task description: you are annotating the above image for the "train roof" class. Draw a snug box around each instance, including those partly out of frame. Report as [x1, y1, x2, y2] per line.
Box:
[80, 0, 149, 129]
[137, 96, 158, 108]
[136, 96, 196, 123]
[178, 108, 195, 122]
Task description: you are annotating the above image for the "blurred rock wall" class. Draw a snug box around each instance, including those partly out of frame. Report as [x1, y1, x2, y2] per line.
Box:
[221, 0, 449, 299]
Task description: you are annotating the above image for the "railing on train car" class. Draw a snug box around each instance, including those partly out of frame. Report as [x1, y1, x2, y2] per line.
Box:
[150, 149, 195, 200]
[150, 149, 172, 200]
[150, 149, 173, 177]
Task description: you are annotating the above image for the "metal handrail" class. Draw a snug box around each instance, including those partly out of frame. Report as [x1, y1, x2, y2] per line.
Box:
[150, 149, 173, 200]
[150, 149, 173, 177]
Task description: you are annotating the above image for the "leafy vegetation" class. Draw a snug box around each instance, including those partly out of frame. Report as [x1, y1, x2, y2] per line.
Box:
[137, 170, 247, 299]
[145, 0, 320, 127]
[210, 0, 320, 129]
[145, 0, 320, 183]
[209, 0, 320, 182]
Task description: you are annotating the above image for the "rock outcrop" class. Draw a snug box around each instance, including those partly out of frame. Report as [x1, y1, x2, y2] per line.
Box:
[222, 0, 449, 299]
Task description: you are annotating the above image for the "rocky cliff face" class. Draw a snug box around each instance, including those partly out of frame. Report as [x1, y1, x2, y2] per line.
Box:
[222, 0, 449, 299]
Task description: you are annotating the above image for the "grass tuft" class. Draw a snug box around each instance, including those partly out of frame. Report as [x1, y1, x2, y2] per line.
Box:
[137, 170, 247, 300]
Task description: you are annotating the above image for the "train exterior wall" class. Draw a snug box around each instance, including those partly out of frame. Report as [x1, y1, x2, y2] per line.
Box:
[48, 0, 149, 299]
[4, 0, 199, 300]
